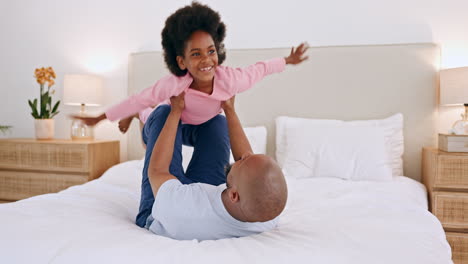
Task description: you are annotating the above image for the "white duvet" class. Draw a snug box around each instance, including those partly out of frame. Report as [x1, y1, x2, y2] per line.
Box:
[0, 160, 452, 264]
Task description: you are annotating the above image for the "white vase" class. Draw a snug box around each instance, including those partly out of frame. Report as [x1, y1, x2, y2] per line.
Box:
[34, 119, 54, 139]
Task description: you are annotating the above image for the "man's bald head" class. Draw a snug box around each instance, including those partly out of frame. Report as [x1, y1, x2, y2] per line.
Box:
[226, 154, 287, 222]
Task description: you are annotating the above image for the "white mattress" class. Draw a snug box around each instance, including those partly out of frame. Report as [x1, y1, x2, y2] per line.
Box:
[0, 160, 452, 264]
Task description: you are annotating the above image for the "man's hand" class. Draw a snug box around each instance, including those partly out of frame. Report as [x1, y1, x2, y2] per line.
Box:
[70, 113, 106, 126]
[221, 96, 235, 113]
[285, 42, 309, 65]
[170, 92, 185, 114]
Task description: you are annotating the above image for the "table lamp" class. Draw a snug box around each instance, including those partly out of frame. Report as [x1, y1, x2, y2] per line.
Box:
[63, 74, 103, 140]
[440, 67, 468, 134]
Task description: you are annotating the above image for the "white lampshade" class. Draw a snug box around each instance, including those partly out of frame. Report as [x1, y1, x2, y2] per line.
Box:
[63, 74, 103, 106]
[440, 67, 468, 106]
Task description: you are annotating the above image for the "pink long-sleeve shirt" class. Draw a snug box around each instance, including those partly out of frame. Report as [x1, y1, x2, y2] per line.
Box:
[105, 57, 286, 125]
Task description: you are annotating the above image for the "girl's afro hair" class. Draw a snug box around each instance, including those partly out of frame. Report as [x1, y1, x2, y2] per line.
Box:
[161, 2, 227, 76]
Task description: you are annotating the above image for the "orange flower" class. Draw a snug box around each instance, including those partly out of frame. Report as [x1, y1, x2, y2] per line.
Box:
[37, 77, 46, 85]
[34, 66, 55, 86]
[46, 67, 56, 79]
[35, 68, 44, 79]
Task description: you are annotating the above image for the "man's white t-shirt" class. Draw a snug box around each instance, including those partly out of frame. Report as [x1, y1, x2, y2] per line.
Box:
[146, 179, 278, 240]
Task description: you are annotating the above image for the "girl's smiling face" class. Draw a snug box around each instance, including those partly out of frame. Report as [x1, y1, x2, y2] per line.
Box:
[176, 30, 218, 88]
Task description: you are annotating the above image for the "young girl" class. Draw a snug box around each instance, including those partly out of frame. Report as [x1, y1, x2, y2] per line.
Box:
[75, 2, 308, 228]
[77, 2, 308, 130]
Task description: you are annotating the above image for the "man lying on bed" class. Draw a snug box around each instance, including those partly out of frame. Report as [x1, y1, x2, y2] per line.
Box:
[144, 94, 288, 240]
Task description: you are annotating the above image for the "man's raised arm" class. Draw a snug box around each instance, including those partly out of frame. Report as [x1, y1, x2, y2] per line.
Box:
[221, 96, 253, 161]
[147, 92, 185, 196]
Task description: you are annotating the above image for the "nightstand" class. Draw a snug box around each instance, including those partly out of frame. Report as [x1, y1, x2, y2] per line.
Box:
[422, 147, 468, 264]
[0, 138, 120, 202]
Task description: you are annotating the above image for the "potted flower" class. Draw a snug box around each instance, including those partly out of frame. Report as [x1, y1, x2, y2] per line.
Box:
[28, 67, 60, 139]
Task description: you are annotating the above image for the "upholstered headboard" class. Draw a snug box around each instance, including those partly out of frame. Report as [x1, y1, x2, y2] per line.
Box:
[127, 43, 440, 181]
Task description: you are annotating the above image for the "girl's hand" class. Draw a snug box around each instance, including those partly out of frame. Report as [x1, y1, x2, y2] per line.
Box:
[221, 96, 236, 112]
[170, 92, 185, 114]
[285, 42, 309, 65]
[118, 114, 137, 134]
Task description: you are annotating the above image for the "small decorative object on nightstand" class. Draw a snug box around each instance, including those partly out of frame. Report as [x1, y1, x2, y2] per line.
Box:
[28, 67, 61, 140]
[422, 147, 468, 264]
[0, 138, 119, 202]
[439, 133, 468, 152]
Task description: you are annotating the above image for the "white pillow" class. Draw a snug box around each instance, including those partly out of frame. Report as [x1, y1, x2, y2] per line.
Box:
[282, 124, 392, 181]
[276, 113, 403, 179]
[182, 126, 267, 171]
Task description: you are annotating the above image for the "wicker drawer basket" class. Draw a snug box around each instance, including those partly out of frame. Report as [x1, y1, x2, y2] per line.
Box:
[0, 142, 88, 172]
[436, 155, 468, 188]
[447, 232, 468, 264]
[0, 170, 87, 200]
[433, 192, 468, 230]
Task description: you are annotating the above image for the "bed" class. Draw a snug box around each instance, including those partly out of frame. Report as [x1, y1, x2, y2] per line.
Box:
[0, 43, 453, 264]
[0, 160, 450, 263]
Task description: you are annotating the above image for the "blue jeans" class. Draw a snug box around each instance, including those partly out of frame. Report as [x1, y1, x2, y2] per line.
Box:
[135, 105, 230, 227]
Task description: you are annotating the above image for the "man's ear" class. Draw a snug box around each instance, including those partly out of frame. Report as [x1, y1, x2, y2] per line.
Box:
[176, 56, 186, 70]
[228, 188, 239, 203]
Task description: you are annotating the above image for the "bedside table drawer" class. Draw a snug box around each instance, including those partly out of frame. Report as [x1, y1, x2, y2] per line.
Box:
[436, 155, 468, 189]
[0, 139, 119, 202]
[0, 170, 87, 200]
[446, 232, 468, 264]
[0, 142, 88, 172]
[433, 192, 468, 230]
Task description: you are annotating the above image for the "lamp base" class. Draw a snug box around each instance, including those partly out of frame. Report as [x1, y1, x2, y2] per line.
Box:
[450, 104, 468, 135]
[71, 119, 94, 140]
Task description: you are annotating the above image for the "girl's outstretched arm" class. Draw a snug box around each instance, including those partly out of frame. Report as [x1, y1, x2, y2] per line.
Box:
[71, 113, 107, 126]
[224, 42, 309, 95]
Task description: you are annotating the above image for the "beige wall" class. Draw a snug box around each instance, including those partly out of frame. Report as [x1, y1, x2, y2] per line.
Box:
[0, 0, 467, 160]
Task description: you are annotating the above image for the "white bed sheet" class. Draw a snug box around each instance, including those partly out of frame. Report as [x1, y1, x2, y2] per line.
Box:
[0, 160, 452, 264]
